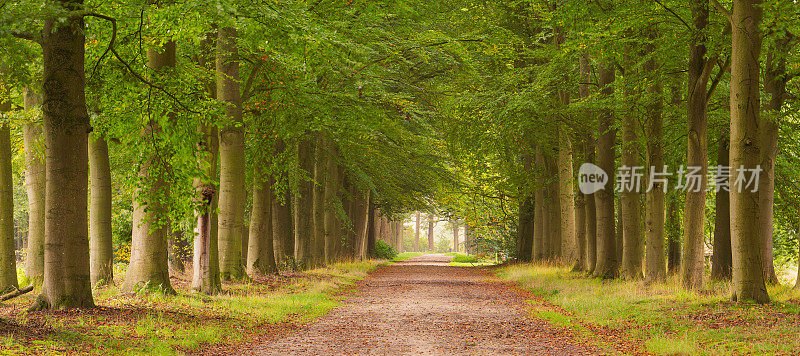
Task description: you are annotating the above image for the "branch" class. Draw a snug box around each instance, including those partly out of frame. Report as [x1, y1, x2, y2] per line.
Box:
[706, 55, 731, 99]
[10, 30, 41, 44]
[241, 60, 263, 103]
[83, 13, 199, 114]
[653, 0, 691, 31]
[1, 285, 33, 301]
[711, 0, 732, 22]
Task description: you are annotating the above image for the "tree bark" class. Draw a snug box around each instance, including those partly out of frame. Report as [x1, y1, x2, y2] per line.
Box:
[644, 41, 666, 283]
[517, 153, 534, 262]
[21, 88, 45, 283]
[322, 141, 339, 263]
[427, 214, 435, 251]
[414, 212, 421, 251]
[121, 42, 175, 295]
[729, 0, 768, 303]
[33, 1, 95, 309]
[593, 61, 617, 279]
[352, 190, 370, 260]
[682, 0, 712, 291]
[295, 136, 315, 268]
[311, 135, 326, 266]
[758, 33, 790, 285]
[366, 202, 376, 257]
[247, 170, 277, 276]
[667, 194, 682, 274]
[192, 31, 221, 293]
[89, 134, 113, 286]
[558, 128, 576, 265]
[0, 105, 18, 293]
[453, 221, 459, 254]
[216, 27, 247, 280]
[711, 136, 732, 281]
[620, 88, 643, 279]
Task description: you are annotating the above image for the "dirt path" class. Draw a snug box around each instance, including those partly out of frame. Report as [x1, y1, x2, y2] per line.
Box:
[251, 254, 596, 355]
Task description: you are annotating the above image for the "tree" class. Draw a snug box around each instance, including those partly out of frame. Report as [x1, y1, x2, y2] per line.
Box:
[21, 87, 44, 282]
[216, 26, 247, 280]
[593, 61, 617, 279]
[32, 0, 95, 309]
[681, 0, 712, 291]
[710, 136, 732, 281]
[427, 214, 435, 251]
[727, 0, 769, 303]
[644, 35, 666, 283]
[88, 134, 113, 286]
[122, 42, 176, 295]
[0, 102, 17, 293]
[295, 136, 315, 268]
[247, 170, 277, 276]
[414, 212, 421, 251]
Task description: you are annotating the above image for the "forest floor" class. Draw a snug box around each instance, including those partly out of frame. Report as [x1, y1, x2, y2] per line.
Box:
[247, 254, 601, 355]
[498, 263, 800, 355]
[0, 261, 378, 354]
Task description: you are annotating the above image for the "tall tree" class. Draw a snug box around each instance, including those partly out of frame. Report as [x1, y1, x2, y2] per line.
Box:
[21, 88, 44, 282]
[0, 102, 17, 293]
[682, 0, 714, 290]
[452, 221, 459, 253]
[427, 214, 435, 251]
[710, 136, 732, 280]
[247, 170, 277, 276]
[644, 35, 666, 283]
[727, 0, 769, 303]
[414, 212, 421, 251]
[593, 61, 617, 279]
[216, 26, 246, 279]
[620, 67, 643, 280]
[557, 128, 575, 264]
[122, 42, 176, 294]
[32, 0, 95, 309]
[295, 136, 315, 268]
[88, 134, 113, 286]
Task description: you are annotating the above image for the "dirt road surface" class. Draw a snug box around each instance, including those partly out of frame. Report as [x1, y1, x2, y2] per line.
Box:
[251, 254, 596, 355]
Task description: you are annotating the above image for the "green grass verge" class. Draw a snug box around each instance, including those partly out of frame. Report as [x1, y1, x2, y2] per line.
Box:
[496, 264, 800, 355]
[0, 261, 380, 355]
[391, 252, 426, 261]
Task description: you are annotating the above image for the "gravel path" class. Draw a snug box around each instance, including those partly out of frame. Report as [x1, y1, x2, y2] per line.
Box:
[252, 254, 597, 355]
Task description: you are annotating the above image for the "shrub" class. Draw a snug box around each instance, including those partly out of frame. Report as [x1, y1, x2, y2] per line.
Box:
[372, 241, 397, 260]
[451, 253, 478, 263]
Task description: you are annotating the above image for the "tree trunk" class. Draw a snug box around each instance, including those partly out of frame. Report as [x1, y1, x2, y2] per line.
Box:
[729, 0, 768, 303]
[795, 216, 800, 289]
[545, 154, 561, 260]
[89, 134, 113, 286]
[453, 221, 459, 254]
[758, 34, 790, 285]
[427, 214, 435, 251]
[620, 90, 643, 279]
[593, 61, 617, 279]
[295, 136, 315, 268]
[352, 190, 370, 260]
[22, 88, 45, 283]
[216, 27, 246, 280]
[247, 170, 277, 276]
[558, 128, 576, 264]
[517, 184, 534, 262]
[192, 32, 221, 293]
[644, 41, 666, 283]
[0, 105, 18, 293]
[464, 224, 471, 254]
[322, 141, 338, 263]
[311, 135, 326, 266]
[573, 189, 586, 271]
[414, 212, 421, 251]
[584, 138, 597, 274]
[667, 194, 682, 274]
[121, 42, 175, 295]
[366, 202, 376, 257]
[711, 136, 732, 281]
[682, 0, 712, 291]
[33, 2, 95, 308]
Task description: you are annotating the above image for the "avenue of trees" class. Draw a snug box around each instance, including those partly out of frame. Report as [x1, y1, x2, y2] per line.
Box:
[0, 0, 799, 311]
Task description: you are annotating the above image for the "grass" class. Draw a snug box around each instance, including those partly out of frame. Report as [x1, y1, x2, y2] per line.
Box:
[0, 261, 380, 355]
[391, 252, 426, 261]
[445, 253, 496, 267]
[496, 264, 800, 355]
